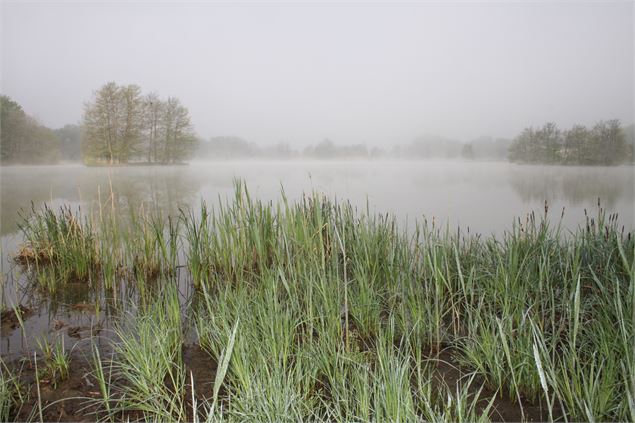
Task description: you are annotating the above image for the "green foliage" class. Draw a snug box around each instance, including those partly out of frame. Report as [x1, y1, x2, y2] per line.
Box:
[0, 95, 61, 164]
[0, 360, 24, 422]
[109, 285, 186, 421]
[82, 82, 198, 164]
[36, 336, 70, 387]
[509, 120, 632, 165]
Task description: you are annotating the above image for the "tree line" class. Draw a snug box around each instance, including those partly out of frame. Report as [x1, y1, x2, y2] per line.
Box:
[2, 92, 634, 166]
[82, 82, 198, 164]
[1, 84, 198, 165]
[197, 135, 507, 160]
[197, 137, 387, 159]
[0, 95, 61, 164]
[508, 120, 633, 165]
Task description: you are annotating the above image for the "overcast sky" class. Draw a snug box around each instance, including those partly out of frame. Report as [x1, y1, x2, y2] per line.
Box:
[1, 1, 633, 146]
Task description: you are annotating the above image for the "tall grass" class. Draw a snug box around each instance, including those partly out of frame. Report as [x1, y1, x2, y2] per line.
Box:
[108, 283, 186, 421]
[12, 183, 635, 422]
[0, 359, 24, 422]
[16, 202, 180, 292]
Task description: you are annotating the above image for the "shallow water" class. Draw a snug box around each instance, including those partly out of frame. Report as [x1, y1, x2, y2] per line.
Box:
[1, 160, 634, 358]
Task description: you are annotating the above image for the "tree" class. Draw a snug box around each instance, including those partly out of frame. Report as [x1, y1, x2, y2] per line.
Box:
[159, 97, 197, 163]
[591, 119, 628, 165]
[0, 96, 27, 162]
[118, 84, 144, 163]
[508, 127, 535, 162]
[142, 93, 164, 163]
[509, 120, 629, 165]
[82, 82, 122, 164]
[0, 95, 60, 164]
[82, 83, 197, 164]
[23, 119, 60, 163]
[509, 123, 561, 163]
[82, 82, 143, 164]
[563, 125, 590, 164]
[536, 122, 561, 163]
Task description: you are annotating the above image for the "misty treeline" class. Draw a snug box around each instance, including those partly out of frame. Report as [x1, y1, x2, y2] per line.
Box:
[508, 120, 634, 165]
[1, 84, 199, 165]
[197, 135, 508, 160]
[198, 137, 385, 159]
[2, 91, 634, 166]
[82, 82, 198, 164]
[198, 135, 512, 160]
[198, 124, 634, 164]
[0, 95, 68, 164]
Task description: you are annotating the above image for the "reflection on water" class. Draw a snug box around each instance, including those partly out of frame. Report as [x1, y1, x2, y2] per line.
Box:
[1, 161, 633, 237]
[0, 165, 203, 235]
[508, 165, 633, 209]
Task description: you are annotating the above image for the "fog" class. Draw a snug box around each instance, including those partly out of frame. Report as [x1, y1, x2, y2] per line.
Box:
[2, 1, 633, 147]
[2, 4, 635, 419]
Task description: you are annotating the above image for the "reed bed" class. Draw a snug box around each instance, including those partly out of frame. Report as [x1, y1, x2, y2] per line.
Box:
[6, 182, 634, 422]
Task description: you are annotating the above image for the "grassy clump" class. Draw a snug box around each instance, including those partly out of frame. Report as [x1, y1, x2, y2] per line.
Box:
[16, 204, 180, 291]
[14, 183, 635, 422]
[17, 205, 100, 288]
[108, 284, 187, 421]
[0, 360, 24, 422]
[35, 336, 70, 388]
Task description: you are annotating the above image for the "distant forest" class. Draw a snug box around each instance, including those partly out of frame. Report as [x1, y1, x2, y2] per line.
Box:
[197, 135, 513, 161]
[0, 96, 77, 164]
[197, 124, 635, 164]
[508, 120, 634, 165]
[1, 92, 634, 165]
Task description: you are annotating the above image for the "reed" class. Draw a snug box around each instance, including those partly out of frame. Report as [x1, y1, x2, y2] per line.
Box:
[106, 284, 186, 421]
[35, 335, 70, 387]
[0, 359, 24, 422]
[8, 183, 635, 422]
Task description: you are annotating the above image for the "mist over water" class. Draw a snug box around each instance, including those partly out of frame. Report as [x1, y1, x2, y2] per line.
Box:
[1, 161, 633, 239]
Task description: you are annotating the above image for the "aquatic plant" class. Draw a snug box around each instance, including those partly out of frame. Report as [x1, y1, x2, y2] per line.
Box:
[8, 183, 635, 421]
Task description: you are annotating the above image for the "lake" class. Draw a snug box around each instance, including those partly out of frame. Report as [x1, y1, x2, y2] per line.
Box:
[1, 160, 633, 239]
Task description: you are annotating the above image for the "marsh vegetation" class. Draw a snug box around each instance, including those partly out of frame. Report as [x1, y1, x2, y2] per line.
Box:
[1, 182, 633, 422]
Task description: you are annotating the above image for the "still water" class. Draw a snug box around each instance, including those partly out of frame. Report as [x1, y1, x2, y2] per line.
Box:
[1, 160, 633, 357]
[1, 160, 634, 238]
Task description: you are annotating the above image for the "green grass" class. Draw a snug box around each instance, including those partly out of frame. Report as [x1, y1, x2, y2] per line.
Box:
[35, 335, 70, 387]
[108, 283, 187, 421]
[9, 182, 635, 422]
[0, 359, 24, 422]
